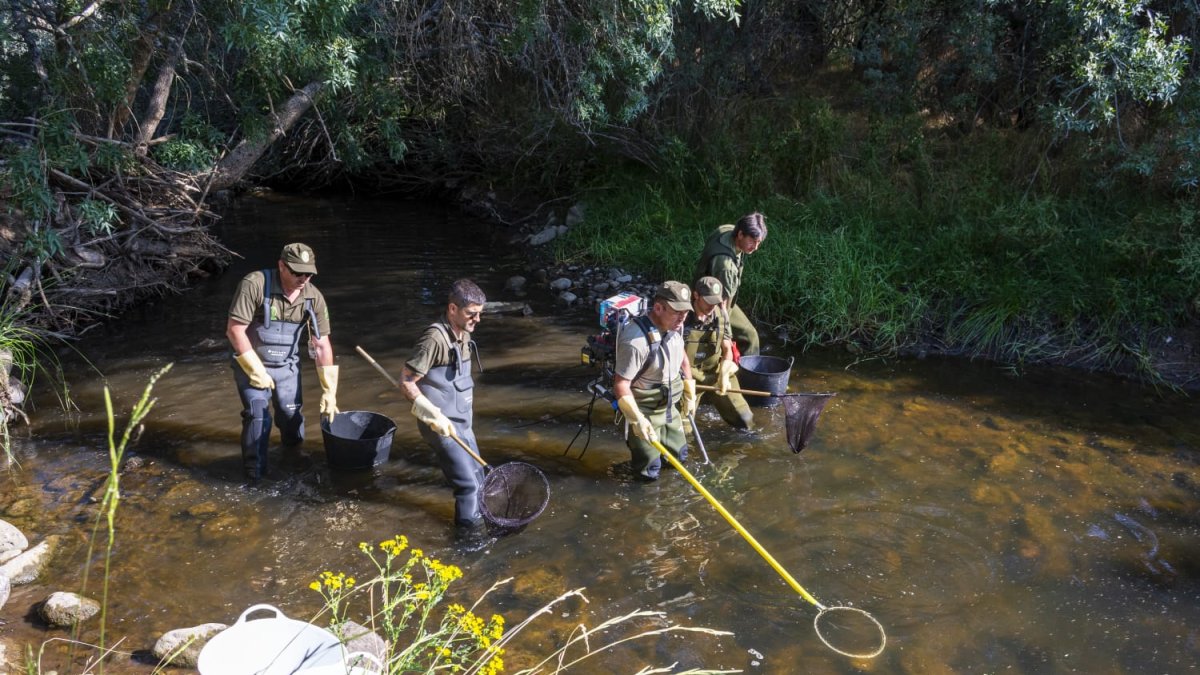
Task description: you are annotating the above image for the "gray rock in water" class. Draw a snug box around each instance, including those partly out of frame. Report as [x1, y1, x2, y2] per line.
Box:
[0, 535, 59, 585]
[613, 274, 633, 284]
[0, 571, 10, 610]
[528, 226, 559, 246]
[558, 291, 578, 306]
[549, 277, 573, 291]
[40, 591, 100, 627]
[333, 620, 388, 663]
[0, 519, 28, 560]
[192, 337, 226, 351]
[504, 275, 527, 291]
[153, 623, 228, 668]
[566, 203, 586, 227]
[483, 301, 531, 315]
[592, 282, 610, 294]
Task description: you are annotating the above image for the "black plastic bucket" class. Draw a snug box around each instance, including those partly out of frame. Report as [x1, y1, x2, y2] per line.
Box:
[321, 411, 396, 470]
[737, 355, 793, 408]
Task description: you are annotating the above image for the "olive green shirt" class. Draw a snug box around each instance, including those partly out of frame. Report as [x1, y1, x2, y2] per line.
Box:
[228, 269, 331, 335]
[406, 319, 471, 377]
[693, 224, 743, 303]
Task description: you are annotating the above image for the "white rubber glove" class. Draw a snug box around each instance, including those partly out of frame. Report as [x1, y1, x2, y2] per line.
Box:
[411, 394, 453, 437]
[235, 351, 275, 390]
[716, 359, 738, 395]
[316, 365, 339, 417]
[617, 395, 658, 443]
[680, 378, 697, 418]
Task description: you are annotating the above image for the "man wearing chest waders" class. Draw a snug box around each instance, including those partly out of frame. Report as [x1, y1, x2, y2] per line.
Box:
[684, 276, 753, 430]
[693, 212, 768, 357]
[614, 281, 697, 481]
[399, 279, 487, 533]
[226, 243, 339, 483]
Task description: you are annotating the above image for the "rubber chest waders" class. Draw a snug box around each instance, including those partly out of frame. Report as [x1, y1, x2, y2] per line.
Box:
[684, 308, 753, 429]
[232, 268, 321, 478]
[416, 322, 486, 528]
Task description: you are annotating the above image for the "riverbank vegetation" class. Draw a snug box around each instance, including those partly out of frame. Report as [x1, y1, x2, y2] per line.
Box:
[1, 0, 1198, 398]
[562, 109, 1199, 383]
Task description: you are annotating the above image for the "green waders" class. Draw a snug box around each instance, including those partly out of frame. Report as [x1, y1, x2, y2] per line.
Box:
[627, 381, 687, 480]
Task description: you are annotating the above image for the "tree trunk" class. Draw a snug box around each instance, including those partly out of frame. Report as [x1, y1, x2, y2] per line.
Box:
[207, 81, 325, 191]
[110, 22, 160, 138]
[135, 36, 185, 148]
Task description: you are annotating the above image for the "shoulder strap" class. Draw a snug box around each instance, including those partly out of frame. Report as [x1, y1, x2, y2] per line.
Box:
[261, 268, 273, 329]
[630, 315, 666, 385]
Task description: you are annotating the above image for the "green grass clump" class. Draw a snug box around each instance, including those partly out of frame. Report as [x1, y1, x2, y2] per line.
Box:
[556, 108, 1196, 382]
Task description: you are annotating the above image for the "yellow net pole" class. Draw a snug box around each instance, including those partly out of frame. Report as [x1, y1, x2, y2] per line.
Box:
[651, 440, 825, 610]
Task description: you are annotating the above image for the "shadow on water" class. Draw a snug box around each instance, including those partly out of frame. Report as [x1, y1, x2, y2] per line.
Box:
[2, 194, 1199, 673]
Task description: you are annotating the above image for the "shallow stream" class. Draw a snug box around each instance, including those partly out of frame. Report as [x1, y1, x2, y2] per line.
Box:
[2, 195, 1198, 673]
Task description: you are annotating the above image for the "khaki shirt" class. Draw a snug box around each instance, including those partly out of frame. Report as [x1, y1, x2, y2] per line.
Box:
[406, 320, 471, 376]
[615, 318, 685, 390]
[228, 269, 331, 334]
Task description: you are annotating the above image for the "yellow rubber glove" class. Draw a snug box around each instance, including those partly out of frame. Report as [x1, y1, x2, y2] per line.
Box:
[716, 359, 738, 395]
[316, 365, 339, 417]
[411, 394, 453, 437]
[680, 377, 697, 418]
[617, 395, 658, 443]
[235, 351, 275, 390]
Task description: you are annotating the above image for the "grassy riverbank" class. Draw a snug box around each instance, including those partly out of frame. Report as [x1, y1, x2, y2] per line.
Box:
[556, 112, 1199, 386]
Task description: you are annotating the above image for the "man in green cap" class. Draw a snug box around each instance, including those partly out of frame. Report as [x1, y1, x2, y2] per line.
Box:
[226, 242, 339, 482]
[613, 280, 696, 480]
[693, 212, 767, 357]
[684, 276, 753, 429]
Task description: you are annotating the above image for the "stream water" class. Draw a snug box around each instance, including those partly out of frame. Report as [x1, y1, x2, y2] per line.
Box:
[1, 194, 1198, 674]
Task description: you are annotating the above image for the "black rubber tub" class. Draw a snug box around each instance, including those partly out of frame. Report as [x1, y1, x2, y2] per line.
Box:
[736, 355, 793, 408]
[321, 410, 396, 470]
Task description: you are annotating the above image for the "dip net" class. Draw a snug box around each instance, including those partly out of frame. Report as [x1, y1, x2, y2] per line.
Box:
[783, 393, 835, 453]
[479, 461, 550, 528]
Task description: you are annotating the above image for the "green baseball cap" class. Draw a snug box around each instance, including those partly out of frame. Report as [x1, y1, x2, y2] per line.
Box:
[281, 242, 318, 274]
[695, 276, 723, 304]
[655, 280, 692, 311]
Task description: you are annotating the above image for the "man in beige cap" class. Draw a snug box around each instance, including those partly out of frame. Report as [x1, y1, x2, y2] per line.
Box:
[226, 243, 339, 482]
[612, 280, 696, 480]
[684, 276, 752, 429]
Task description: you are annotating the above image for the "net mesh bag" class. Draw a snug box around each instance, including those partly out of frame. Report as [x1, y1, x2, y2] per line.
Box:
[783, 393, 835, 453]
[480, 461, 550, 528]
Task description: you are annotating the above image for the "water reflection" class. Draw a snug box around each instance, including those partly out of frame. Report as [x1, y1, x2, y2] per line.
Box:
[1, 195, 1197, 673]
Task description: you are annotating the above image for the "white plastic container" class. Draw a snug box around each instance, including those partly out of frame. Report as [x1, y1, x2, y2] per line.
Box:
[197, 604, 345, 675]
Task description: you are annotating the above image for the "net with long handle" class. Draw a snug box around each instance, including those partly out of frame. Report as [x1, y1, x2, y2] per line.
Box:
[355, 345, 551, 530]
[783, 393, 835, 453]
[650, 439, 886, 659]
[480, 461, 550, 528]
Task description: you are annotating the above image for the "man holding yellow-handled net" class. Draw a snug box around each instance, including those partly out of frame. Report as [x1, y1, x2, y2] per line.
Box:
[613, 280, 696, 481]
[226, 243, 339, 482]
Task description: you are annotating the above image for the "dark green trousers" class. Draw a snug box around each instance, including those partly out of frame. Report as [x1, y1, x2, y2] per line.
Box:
[627, 385, 687, 480]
